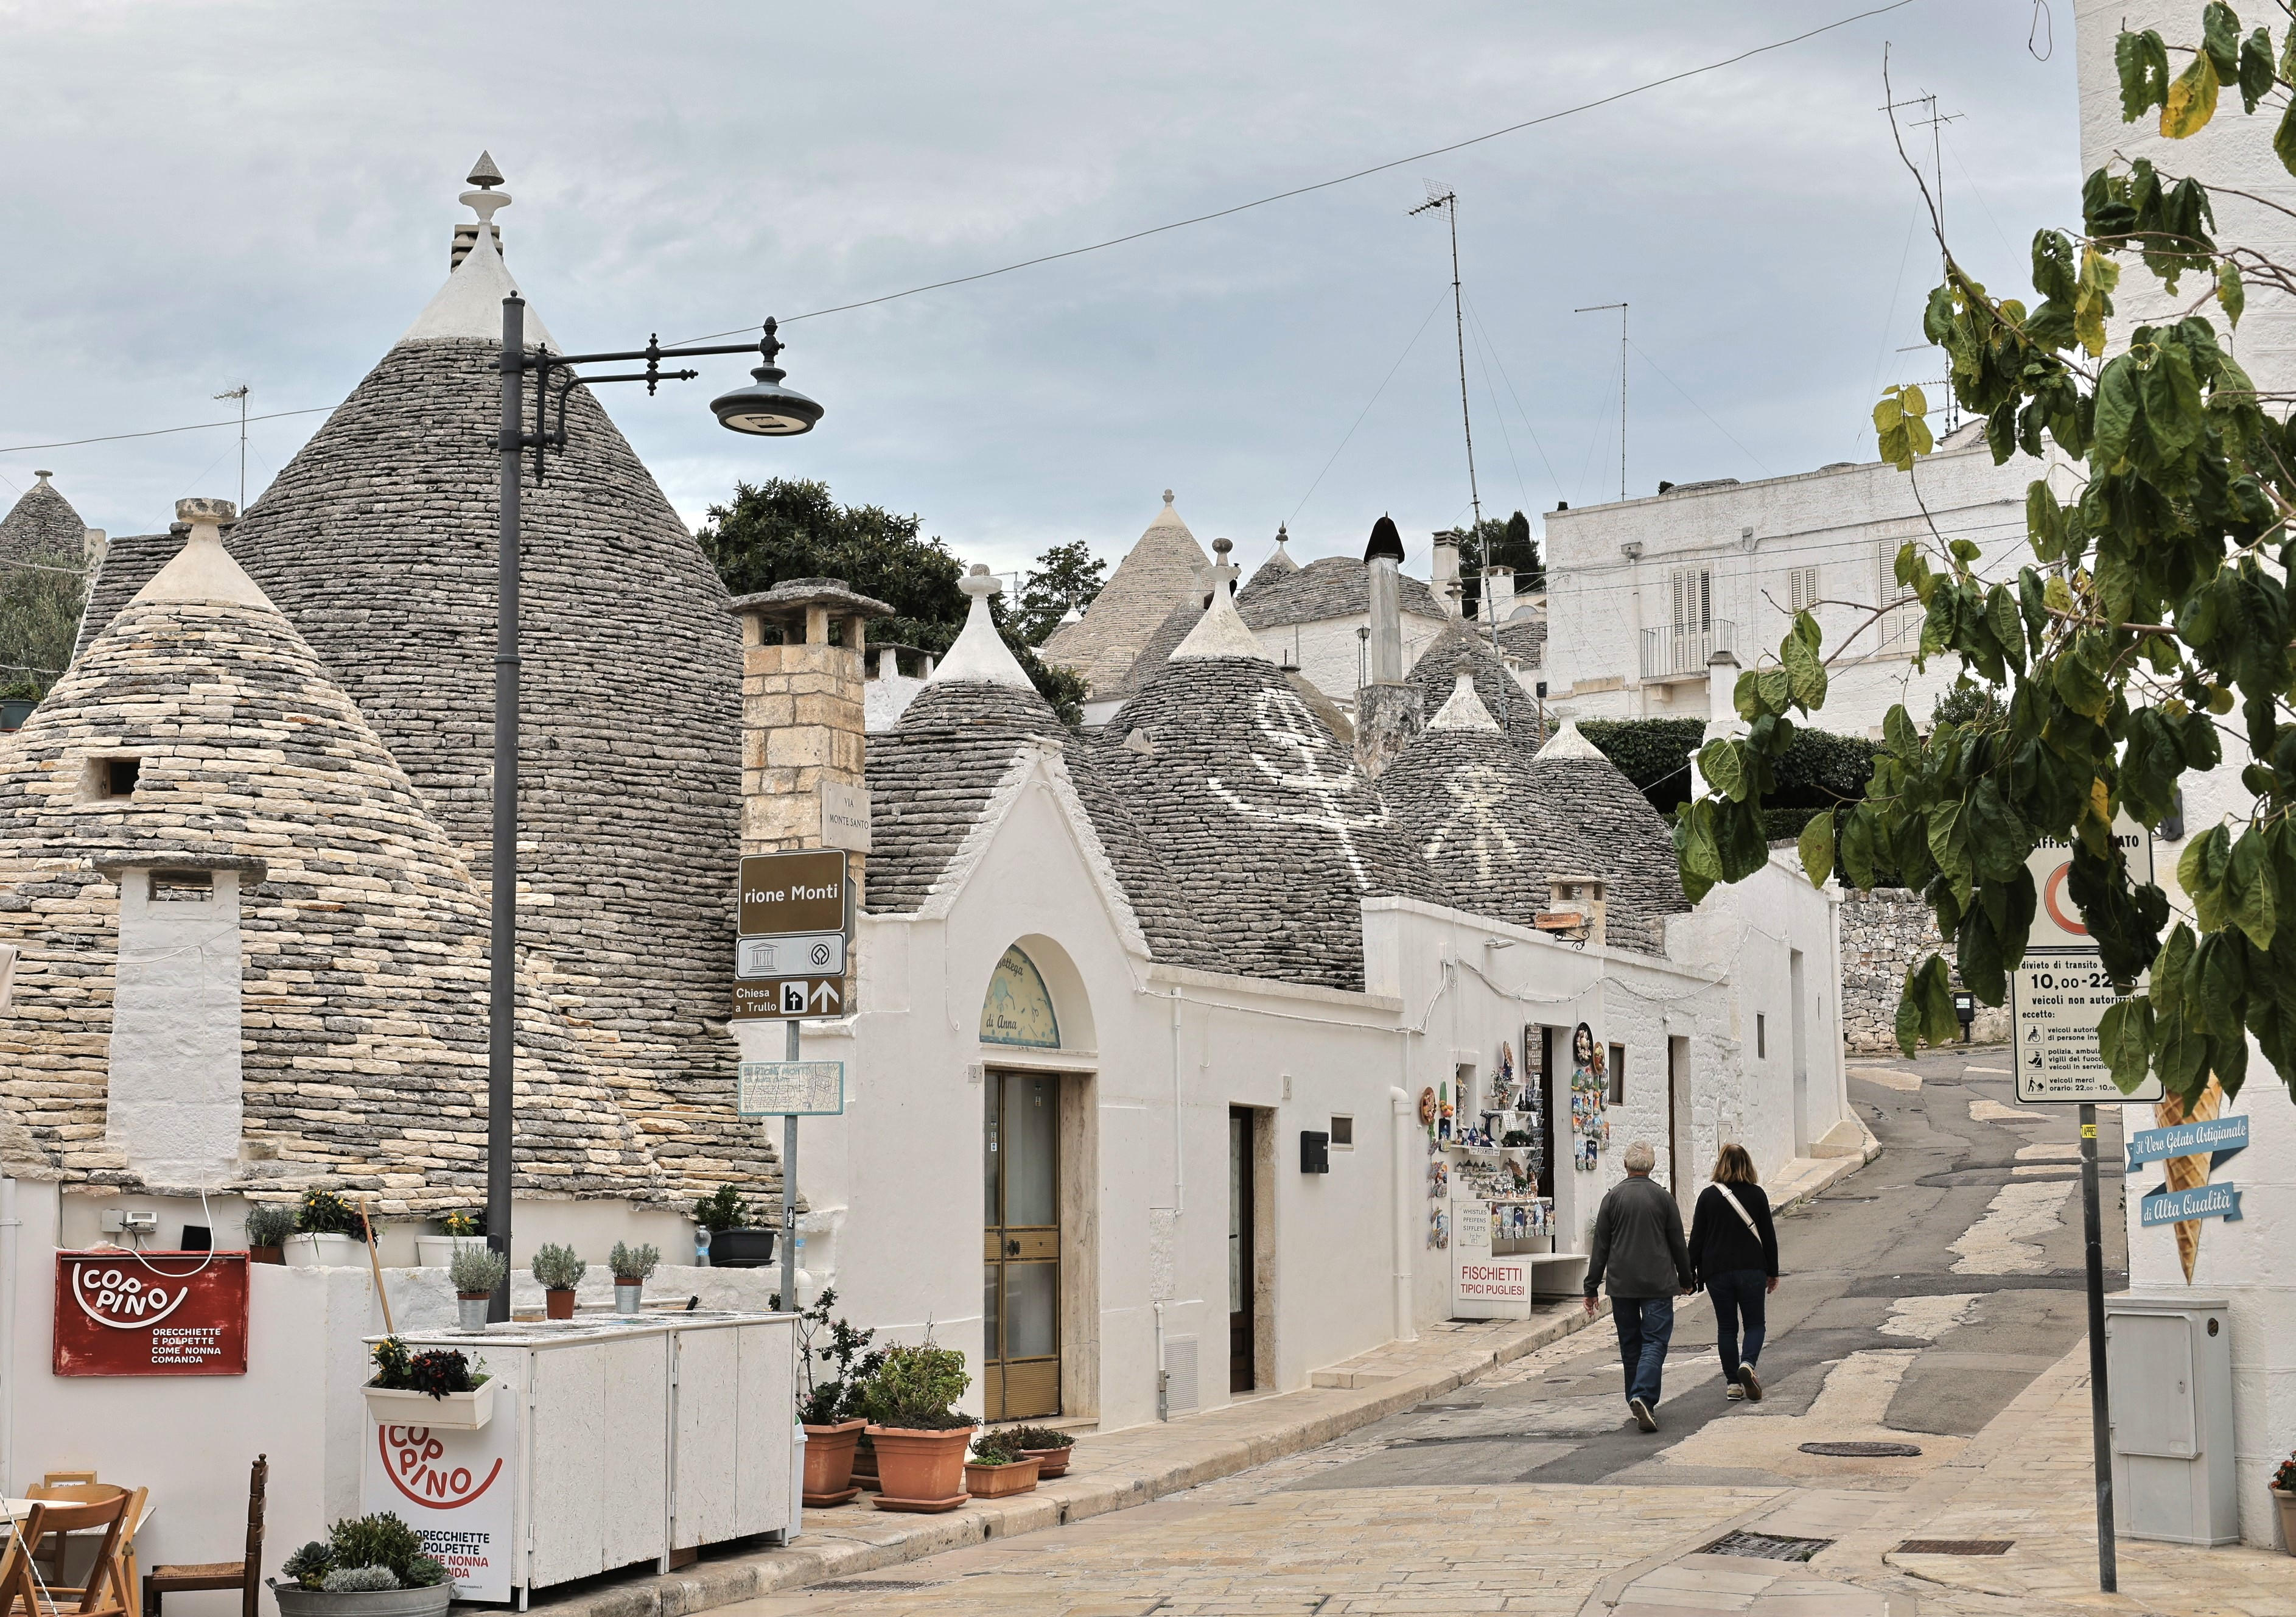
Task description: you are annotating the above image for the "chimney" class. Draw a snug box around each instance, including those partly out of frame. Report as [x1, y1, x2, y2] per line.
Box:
[1536, 875, 1608, 947]
[1354, 514, 1423, 777]
[728, 578, 893, 877]
[1482, 564, 1516, 625]
[1430, 534, 1463, 618]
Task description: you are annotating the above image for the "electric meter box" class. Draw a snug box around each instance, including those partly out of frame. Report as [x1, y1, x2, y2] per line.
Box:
[2105, 1291, 2236, 1546]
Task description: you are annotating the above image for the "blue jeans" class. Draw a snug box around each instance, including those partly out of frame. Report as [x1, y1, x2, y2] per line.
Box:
[1707, 1269, 1768, 1381]
[1610, 1294, 1675, 1407]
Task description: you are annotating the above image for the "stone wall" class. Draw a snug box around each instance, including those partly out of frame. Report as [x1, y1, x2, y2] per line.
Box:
[1839, 886, 2008, 1051]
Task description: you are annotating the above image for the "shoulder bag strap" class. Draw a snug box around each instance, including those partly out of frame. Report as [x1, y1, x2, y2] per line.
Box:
[1713, 1183, 1762, 1239]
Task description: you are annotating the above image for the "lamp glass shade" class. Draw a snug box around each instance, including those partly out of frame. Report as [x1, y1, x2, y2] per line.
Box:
[712, 365, 823, 437]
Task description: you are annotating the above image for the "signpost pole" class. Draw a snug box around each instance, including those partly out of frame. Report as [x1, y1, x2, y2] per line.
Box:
[2081, 1101, 2117, 1593]
[780, 1018, 799, 1313]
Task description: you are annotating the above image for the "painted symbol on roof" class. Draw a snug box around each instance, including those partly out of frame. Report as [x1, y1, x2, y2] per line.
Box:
[1207, 685, 1391, 889]
[1421, 763, 1519, 884]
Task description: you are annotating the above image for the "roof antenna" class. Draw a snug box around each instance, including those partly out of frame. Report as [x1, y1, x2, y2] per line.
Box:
[1573, 301, 1628, 502]
[1409, 183, 1484, 583]
[212, 384, 250, 512]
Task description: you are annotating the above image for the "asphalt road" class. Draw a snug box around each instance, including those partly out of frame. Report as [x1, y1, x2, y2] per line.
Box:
[1272, 1042, 2128, 1492]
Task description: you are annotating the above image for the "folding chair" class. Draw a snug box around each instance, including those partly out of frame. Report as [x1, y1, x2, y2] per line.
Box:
[21, 1490, 125, 1599]
[4, 1491, 139, 1617]
[143, 1457, 264, 1617]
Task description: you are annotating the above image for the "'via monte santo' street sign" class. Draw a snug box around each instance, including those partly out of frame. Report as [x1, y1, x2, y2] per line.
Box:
[732, 849, 853, 1022]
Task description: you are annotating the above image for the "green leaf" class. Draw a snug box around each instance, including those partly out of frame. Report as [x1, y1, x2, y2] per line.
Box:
[2094, 356, 2139, 467]
[1928, 801, 1973, 885]
[2097, 996, 2155, 1093]
[1798, 810, 1836, 890]
[1698, 738, 1749, 802]
[2162, 50, 2222, 138]
[2074, 247, 2121, 359]
[1967, 777, 2031, 883]
[1984, 585, 2025, 670]
[2054, 650, 2112, 720]
[1883, 704, 1920, 760]
[2179, 823, 2233, 935]
[2116, 28, 2172, 121]
[2217, 258, 2245, 327]
[1782, 629, 1827, 710]
[2227, 826, 2277, 950]
[2277, 97, 2296, 179]
[2200, 2, 2241, 79]
[1840, 806, 1879, 890]
[1959, 905, 2007, 1005]
[1874, 384, 1936, 470]
[2239, 27, 2276, 111]
[1913, 954, 1961, 1048]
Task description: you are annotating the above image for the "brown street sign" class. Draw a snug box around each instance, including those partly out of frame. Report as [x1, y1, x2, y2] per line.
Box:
[738, 850, 849, 938]
[732, 976, 850, 1022]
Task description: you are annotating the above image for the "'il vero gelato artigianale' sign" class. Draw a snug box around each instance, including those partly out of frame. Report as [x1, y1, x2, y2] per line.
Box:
[2124, 1112, 2248, 1172]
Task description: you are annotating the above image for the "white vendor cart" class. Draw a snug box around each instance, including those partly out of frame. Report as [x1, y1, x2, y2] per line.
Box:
[360, 1310, 797, 1607]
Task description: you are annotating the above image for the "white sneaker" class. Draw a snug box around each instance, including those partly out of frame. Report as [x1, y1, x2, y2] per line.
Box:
[1726, 1383, 1745, 1400]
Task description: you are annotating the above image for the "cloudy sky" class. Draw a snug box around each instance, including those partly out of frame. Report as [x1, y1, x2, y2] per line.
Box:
[3, 0, 2077, 580]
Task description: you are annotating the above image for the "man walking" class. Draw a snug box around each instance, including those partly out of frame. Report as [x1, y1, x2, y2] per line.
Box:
[1582, 1140, 1694, 1432]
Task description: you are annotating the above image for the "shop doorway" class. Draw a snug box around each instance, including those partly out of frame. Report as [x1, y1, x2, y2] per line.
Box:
[1667, 1036, 1693, 1217]
[1228, 1107, 1255, 1394]
[984, 1070, 1061, 1422]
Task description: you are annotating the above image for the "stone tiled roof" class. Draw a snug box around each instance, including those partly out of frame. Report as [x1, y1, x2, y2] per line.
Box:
[0, 557, 761, 1206]
[1237, 555, 1447, 630]
[1494, 616, 1546, 667]
[1039, 496, 1209, 692]
[1407, 624, 1543, 754]
[864, 681, 1070, 914]
[1526, 722, 1690, 953]
[1099, 599, 1203, 703]
[71, 531, 172, 663]
[1093, 653, 1424, 991]
[215, 331, 751, 1193]
[0, 476, 88, 563]
[1382, 676, 1567, 931]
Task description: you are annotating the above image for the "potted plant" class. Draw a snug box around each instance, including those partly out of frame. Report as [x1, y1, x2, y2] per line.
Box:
[271, 1512, 453, 1617]
[962, 1429, 1041, 1499]
[2272, 1448, 2296, 1556]
[791, 1288, 884, 1506]
[362, 1337, 495, 1430]
[859, 1334, 975, 1513]
[694, 1185, 775, 1268]
[245, 1204, 296, 1265]
[1002, 1424, 1076, 1479]
[448, 1244, 506, 1331]
[415, 1210, 487, 1269]
[285, 1189, 365, 1267]
[531, 1243, 586, 1319]
[608, 1241, 659, 1315]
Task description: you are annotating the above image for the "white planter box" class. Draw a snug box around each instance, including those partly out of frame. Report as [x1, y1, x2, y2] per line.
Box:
[363, 1377, 497, 1431]
[415, 1235, 489, 1268]
[285, 1233, 364, 1268]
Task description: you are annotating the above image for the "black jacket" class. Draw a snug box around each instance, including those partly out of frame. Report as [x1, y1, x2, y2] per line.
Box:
[1584, 1174, 1693, 1300]
[1687, 1181, 1779, 1284]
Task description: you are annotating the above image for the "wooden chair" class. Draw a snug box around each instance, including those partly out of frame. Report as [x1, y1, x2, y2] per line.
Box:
[1, 1490, 139, 1617]
[142, 1457, 264, 1617]
[23, 1488, 127, 1594]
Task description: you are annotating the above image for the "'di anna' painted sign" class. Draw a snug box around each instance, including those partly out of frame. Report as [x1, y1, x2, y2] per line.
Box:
[981, 946, 1060, 1048]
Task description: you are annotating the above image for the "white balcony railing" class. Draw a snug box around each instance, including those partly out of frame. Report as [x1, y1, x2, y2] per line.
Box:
[1640, 619, 1736, 679]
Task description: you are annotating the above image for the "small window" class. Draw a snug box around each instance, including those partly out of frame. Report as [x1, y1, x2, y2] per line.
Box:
[86, 756, 141, 800]
[1757, 1014, 1768, 1059]
[1787, 566, 1820, 614]
[150, 869, 213, 903]
[1329, 1114, 1354, 1150]
[1606, 1044, 1626, 1106]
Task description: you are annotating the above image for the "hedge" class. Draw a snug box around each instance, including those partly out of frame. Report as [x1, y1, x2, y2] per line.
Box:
[1577, 717, 1880, 820]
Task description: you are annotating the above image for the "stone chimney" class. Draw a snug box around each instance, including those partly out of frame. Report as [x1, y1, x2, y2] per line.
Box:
[1355, 514, 1423, 777]
[728, 577, 893, 880]
[1431, 534, 1463, 618]
[1536, 875, 1608, 947]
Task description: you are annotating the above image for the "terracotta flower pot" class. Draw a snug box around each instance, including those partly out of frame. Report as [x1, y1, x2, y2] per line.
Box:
[250, 1246, 284, 1266]
[866, 1424, 975, 1512]
[544, 1288, 577, 1320]
[2273, 1487, 2296, 1556]
[1020, 1444, 1073, 1478]
[851, 1434, 879, 1490]
[963, 1455, 1040, 1498]
[802, 1419, 867, 1506]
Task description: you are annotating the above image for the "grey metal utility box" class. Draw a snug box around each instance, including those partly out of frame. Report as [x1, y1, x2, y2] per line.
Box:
[2105, 1291, 2236, 1546]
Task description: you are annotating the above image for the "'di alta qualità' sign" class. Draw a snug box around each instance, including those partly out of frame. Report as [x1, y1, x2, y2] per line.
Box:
[2126, 1112, 2249, 1228]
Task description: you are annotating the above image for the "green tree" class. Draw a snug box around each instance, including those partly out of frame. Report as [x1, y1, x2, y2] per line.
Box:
[0, 549, 89, 700]
[1678, 7, 2296, 1106]
[1458, 510, 1544, 618]
[1012, 541, 1107, 645]
[696, 477, 1085, 724]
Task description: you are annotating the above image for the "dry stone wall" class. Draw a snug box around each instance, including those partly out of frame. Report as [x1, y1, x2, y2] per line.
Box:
[1840, 885, 2008, 1051]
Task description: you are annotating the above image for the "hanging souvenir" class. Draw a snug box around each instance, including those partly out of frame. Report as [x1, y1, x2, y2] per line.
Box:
[1418, 1086, 1438, 1130]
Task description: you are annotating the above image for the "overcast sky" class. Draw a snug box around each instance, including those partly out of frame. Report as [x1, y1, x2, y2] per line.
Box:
[2, 0, 2077, 580]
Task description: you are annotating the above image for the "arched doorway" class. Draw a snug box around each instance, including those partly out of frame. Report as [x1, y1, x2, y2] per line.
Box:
[980, 944, 1068, 1422]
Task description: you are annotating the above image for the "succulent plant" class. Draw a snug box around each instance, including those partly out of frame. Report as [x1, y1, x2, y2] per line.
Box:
[321, 1567, 399, 1593]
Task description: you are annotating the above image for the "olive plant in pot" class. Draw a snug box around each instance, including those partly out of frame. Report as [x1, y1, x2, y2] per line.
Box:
[286, 1189, 365, 1267]
[693, 1184, 775, 1268]
[245, 1203, 296, 1265]
[858, 1333, 975, 1513]
[270, 1511, 452, 1617]
[531, 1243, 585, 1319]
[1001, 1424, 1077, 1479]
[362, 1337, 495, 1430]
[791, 1288, 884, 1506]
[448, 1244, 507, 1331]
[415, 1209, 488, 1269]
[608, 1241, 659, 1315]
[961, 1429, 1040, 1499]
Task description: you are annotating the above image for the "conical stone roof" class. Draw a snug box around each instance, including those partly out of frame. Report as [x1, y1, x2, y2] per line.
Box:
[1407, 622, 1543, 753]
[213, 218, 747, 1166]
[0, 473, 88, 563]
[1525, 720, 1689, 953]
[1039, 491, 1210, 692]
[1381, 672, 1569, 929]
[0, 514, 750, 1204]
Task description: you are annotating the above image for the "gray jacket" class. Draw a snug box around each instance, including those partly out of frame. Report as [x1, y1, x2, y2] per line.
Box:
[1584, 1173, 1693, 1300]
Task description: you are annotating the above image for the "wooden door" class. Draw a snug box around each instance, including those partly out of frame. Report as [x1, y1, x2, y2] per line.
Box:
[983, 1072, 1061, 1421]
[1229, 1108, 1255, 1394]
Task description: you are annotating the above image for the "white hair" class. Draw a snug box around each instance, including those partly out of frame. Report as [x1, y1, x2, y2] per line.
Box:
[1622, 1140, 1657, 1173]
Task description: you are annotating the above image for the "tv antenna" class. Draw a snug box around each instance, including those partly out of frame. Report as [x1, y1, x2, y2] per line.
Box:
[1880, 89, 1962, 263]
[1574, 302, 1628, 501]
[1409, 183, 1484, 560]
[214, 384, 250, 510]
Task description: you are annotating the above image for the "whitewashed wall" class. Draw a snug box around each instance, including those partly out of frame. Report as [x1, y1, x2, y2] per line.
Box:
[1250, 611, 1451, 710]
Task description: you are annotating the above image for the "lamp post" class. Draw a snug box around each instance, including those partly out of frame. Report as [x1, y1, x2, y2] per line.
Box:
[485, 298, 821, 1319]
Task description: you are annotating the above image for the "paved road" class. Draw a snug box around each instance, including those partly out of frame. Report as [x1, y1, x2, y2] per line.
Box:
[732, 1044, 2129, 1615]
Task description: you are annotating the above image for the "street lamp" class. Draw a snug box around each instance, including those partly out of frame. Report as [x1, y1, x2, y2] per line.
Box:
[485, 295, 820, 1319]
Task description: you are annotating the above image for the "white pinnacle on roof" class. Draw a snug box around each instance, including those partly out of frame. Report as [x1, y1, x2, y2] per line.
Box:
[1534, 716, 1608, 760]
[131, 499, 273, 611]
[929, 565, 1034, 689]
[1428, 668, 1501, 732]
[1171, 541, 1269, 661]
[397, 167, 557, 348]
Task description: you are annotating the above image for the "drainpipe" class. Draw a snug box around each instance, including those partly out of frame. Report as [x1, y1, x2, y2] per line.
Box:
[1, 1177, 18, 1493]
[1169, 987, 1185, 1216]
[1153, 1299, 1168, 1422]
[1389, 1087, 1416, 1344]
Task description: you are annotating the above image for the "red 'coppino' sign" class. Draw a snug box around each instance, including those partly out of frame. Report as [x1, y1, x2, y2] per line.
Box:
[54, 1251, 249, 1377]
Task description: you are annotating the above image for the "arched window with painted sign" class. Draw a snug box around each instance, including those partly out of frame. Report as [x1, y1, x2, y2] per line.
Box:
[980, 945, 1060, 1049]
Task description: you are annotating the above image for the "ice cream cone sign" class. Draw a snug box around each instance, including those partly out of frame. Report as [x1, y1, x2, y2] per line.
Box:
[2156, 1075, 2225, 1283]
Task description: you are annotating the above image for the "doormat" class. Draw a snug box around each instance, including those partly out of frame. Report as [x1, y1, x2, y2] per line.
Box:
[1701, 1530, 1834, 1562]
[1895, 1539, 2014, 1556]
[1799, 1440, 1923, 1457]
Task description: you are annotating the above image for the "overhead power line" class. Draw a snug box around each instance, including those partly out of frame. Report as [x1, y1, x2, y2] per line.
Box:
[0, 407, 329, 457]
[671, 0, 1915, 341]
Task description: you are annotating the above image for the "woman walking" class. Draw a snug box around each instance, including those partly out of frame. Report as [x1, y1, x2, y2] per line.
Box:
[1687, 1143, 1779, 1401]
